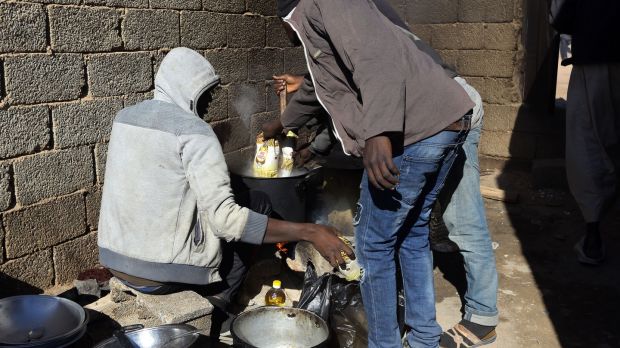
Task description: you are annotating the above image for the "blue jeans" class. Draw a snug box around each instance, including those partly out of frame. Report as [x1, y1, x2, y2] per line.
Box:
[439, 124, 499, 326]
[355, 127, 468, 348]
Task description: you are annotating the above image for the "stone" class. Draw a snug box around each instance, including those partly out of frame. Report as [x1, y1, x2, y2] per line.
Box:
[83, 0, 147, 7]
[228, 82, 266, 119]
[0, 106, 50, 159]
[136, 290, 214, 324]
[88, 52, 153, 97]
[484, 23, 519, 51]
[86, 190, 102, 230]
[4, 193, 86, 259]
[180, 11, 227, 49]
[74, 279, 101, 297]
[54, 232, 98, 284]
[95, 143, 108, 184]
[406, 0, 458, 24]
[459, 0, 515, 23]
[4, 54, 84, 104]
[249, 49, 283, 81]
[52, 99, 123, 148]
[203, 0, 245, 13]
[204, 49, 248, 84]
[203, 86, 228, 123]
[458, 50, 515, 78]
[0, 2, 47, 53]
[212, 118, 251, 153]
[227, 15, 266, 48]
[432, 23, 484, 50]
[249, 111, 279, 143]
[49, 6, 122, 52]
[1, 164, 11, 211]
[151, 0, 200, 9]
[283, 47, 308, 75]
[13, 147, 94, 205]
[247, 0, 277, 16]
[266, 17, 292, 48]
[123, 10, 180, 50]
[0, 250, 54, 296]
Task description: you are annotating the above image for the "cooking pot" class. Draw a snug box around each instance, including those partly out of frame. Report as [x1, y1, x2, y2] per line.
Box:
[94, 324, 199, 348]
[0, 295, 87, 348]
[231, 306, 329, 348]
[229, 165, 323, 223]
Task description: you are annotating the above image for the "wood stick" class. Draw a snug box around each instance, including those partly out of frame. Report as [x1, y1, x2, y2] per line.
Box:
[480, 185, 519, 203]
[279, 86, 287, 115]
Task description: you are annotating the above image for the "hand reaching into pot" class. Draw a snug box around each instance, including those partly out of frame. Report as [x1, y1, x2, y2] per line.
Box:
[261, 119, 284, 139]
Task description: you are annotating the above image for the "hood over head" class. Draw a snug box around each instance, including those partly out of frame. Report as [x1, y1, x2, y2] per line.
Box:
[154, 47, 220, 117]
[277, 0, 300, 17]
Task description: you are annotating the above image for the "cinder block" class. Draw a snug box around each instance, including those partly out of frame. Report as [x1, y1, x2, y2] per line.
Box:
[409, 24, 433, 44]
[249, 49, 284, 81]
[124, 92, 154, 107]
[266, 17, 292, 48]
[459, 0, 514, 23]
[52, 99, 123, 149]
[482, 104, 519, 131]
[181, 12, 227, 49]
[457, 50, 515, 78]
[86, 190, 101, 230]
[123, 10, 179, 50]
[53, 232, 98, 284]
[88, 53, 153, 97]
[4, 193, 86, 259]
[83, 0, 148, 7]
[247, 0, 277, 16]
[432, 23, 484, 50]
[265, 82, 279, 112]
[405, 0, 458, 24]
[203, 86, 228, 123]
[13, 147, 94, 205]
[227, 15, 266, 48]
[0, 106, 50, 159]
[0, 2, 47, 53]
[229, 82, 266, 119]
[437, 50, 459, 70]
[212, 118, 251, 153]
[0, 250, 54, 295]
[151, 0, 200, 9]
[0, 224, 4, 264]
[95, 143, 108, 185]
[4, 54, 84, 104]
[484, 23, 518, 51]
[479, 130, 535, 159]
[21, 0, 79, 4]
[203, 0, 245, 13]
[135, 290, 213, 324]
[49, 6, 122, 52]
[224, 147, 254, 168]
[482, 77, 520, 104]
[283, 47, 308, 75]
[1, 164, 11, 212]
[205, 49, 248, 84]
[249, 111, 279, 143]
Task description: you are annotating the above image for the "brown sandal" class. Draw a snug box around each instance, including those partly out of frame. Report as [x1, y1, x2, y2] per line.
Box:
[440, 323, 497, 348]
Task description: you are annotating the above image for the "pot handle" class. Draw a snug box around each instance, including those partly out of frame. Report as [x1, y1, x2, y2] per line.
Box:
[120, 324, 144, 333]
[296, 168, 324, 195]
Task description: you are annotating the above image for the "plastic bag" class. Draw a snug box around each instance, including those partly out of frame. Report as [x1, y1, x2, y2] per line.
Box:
[296, 262, 332, 322]
[253, 132, 280, 178]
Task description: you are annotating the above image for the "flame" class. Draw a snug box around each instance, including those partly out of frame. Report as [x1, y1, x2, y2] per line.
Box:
[276, 242, 288, 254]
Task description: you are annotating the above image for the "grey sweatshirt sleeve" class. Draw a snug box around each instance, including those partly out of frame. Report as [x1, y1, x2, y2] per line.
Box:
[179, 132, 268, 245]
[309, 123, 336, 156]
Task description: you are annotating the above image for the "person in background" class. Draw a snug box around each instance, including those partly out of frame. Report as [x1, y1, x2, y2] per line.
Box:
[550, 0, 620, 265]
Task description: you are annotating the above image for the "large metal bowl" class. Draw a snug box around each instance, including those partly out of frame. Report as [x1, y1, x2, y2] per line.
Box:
[0, 295, 87, 346]
[94, 324, 199, 348]
[231, 307, 329, 348]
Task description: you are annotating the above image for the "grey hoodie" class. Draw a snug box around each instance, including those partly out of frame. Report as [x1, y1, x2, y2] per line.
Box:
[98, 48, 268, 285]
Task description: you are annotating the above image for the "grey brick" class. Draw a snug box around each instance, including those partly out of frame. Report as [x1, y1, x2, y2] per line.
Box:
[266, 17, 292, 48]
[0, 106, 50, 159]
[54, 232, 98, 284]
[266, 81, 280, 112]
[88, 52, 153, 97]
[203, 86, 228, 122]
[409, 24, 433, 45]
[432, 24, 484, 50]
[84, 0, 148, 7]
[247, 0, 277, 16]
[249, 111, 279, 143]
[49, 6, 122, 52]
[4, 54, 84, 104]
[20, 0, 79, 4]
[227, 15, 266, 48]
[437, 50, 459, 70]
[459, 0, 514, 23]
[283, 47, 308, 75]
[181, 12, 227, 49]
[249, 49, 283, 81]
[229, 82, 266, 119]
[4, 193, 85, 259]
[212, 118, 250, 153]
[405, 0, 458, 24]
[1, 164, 11, 212]
[480, 130, 535, 159]
[0, 250, 54, 295]
[203, 0, 245, 13]
[151, 0, 200, 9]
[14, 147, 94, 205]
[0, 2, 47, 53]
[124, 92, 154, 107]
[85, 190, 101, 230]
[205, 49, 248, 84]
[482, 104, 520, 131]
[52, 99, 123, 149]
[95, 143, 108, 185]
[475, 77, 520, 104]
[1, 223, 4, 264]
[457, 50, 515, 78]
[484, 23, 519, 51]
[123, 10, 180, 50]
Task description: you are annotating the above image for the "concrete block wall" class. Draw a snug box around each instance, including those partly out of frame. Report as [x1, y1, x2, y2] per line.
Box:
[0, 0, 306, 293]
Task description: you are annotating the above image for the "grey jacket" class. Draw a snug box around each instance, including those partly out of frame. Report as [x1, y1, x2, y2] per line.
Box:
[284, 0, 474, 157]
[98, 48, 268, 285]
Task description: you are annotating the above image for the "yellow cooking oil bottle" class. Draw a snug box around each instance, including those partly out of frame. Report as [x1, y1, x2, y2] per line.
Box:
[265, 280, 286, 306]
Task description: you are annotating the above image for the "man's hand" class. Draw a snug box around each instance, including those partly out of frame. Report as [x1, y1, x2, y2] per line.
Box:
[304, 224, 355, 268]
[363, 135, 400, 190]
[294, 146, 315, 167]
[262, 119, 284, 139]
[273, 74, 304, 95]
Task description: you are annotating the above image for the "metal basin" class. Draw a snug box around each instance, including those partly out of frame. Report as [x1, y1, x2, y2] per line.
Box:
[94, 324, 199, 348]
[231, 307, 329, 348]
[0, 295, 86, 346]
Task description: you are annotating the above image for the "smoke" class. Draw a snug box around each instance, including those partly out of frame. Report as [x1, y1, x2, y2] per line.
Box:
[233, 84, 259, 129]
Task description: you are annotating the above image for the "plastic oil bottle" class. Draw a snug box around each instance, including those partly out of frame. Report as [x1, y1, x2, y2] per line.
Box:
[265, 280, 286, 306]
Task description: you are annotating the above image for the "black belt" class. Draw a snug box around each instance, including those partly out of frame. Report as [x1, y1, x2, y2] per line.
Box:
[444, 114, 472, 132]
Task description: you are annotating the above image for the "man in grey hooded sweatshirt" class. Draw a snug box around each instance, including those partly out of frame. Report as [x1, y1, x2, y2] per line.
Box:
[98, 48, 353, 312]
